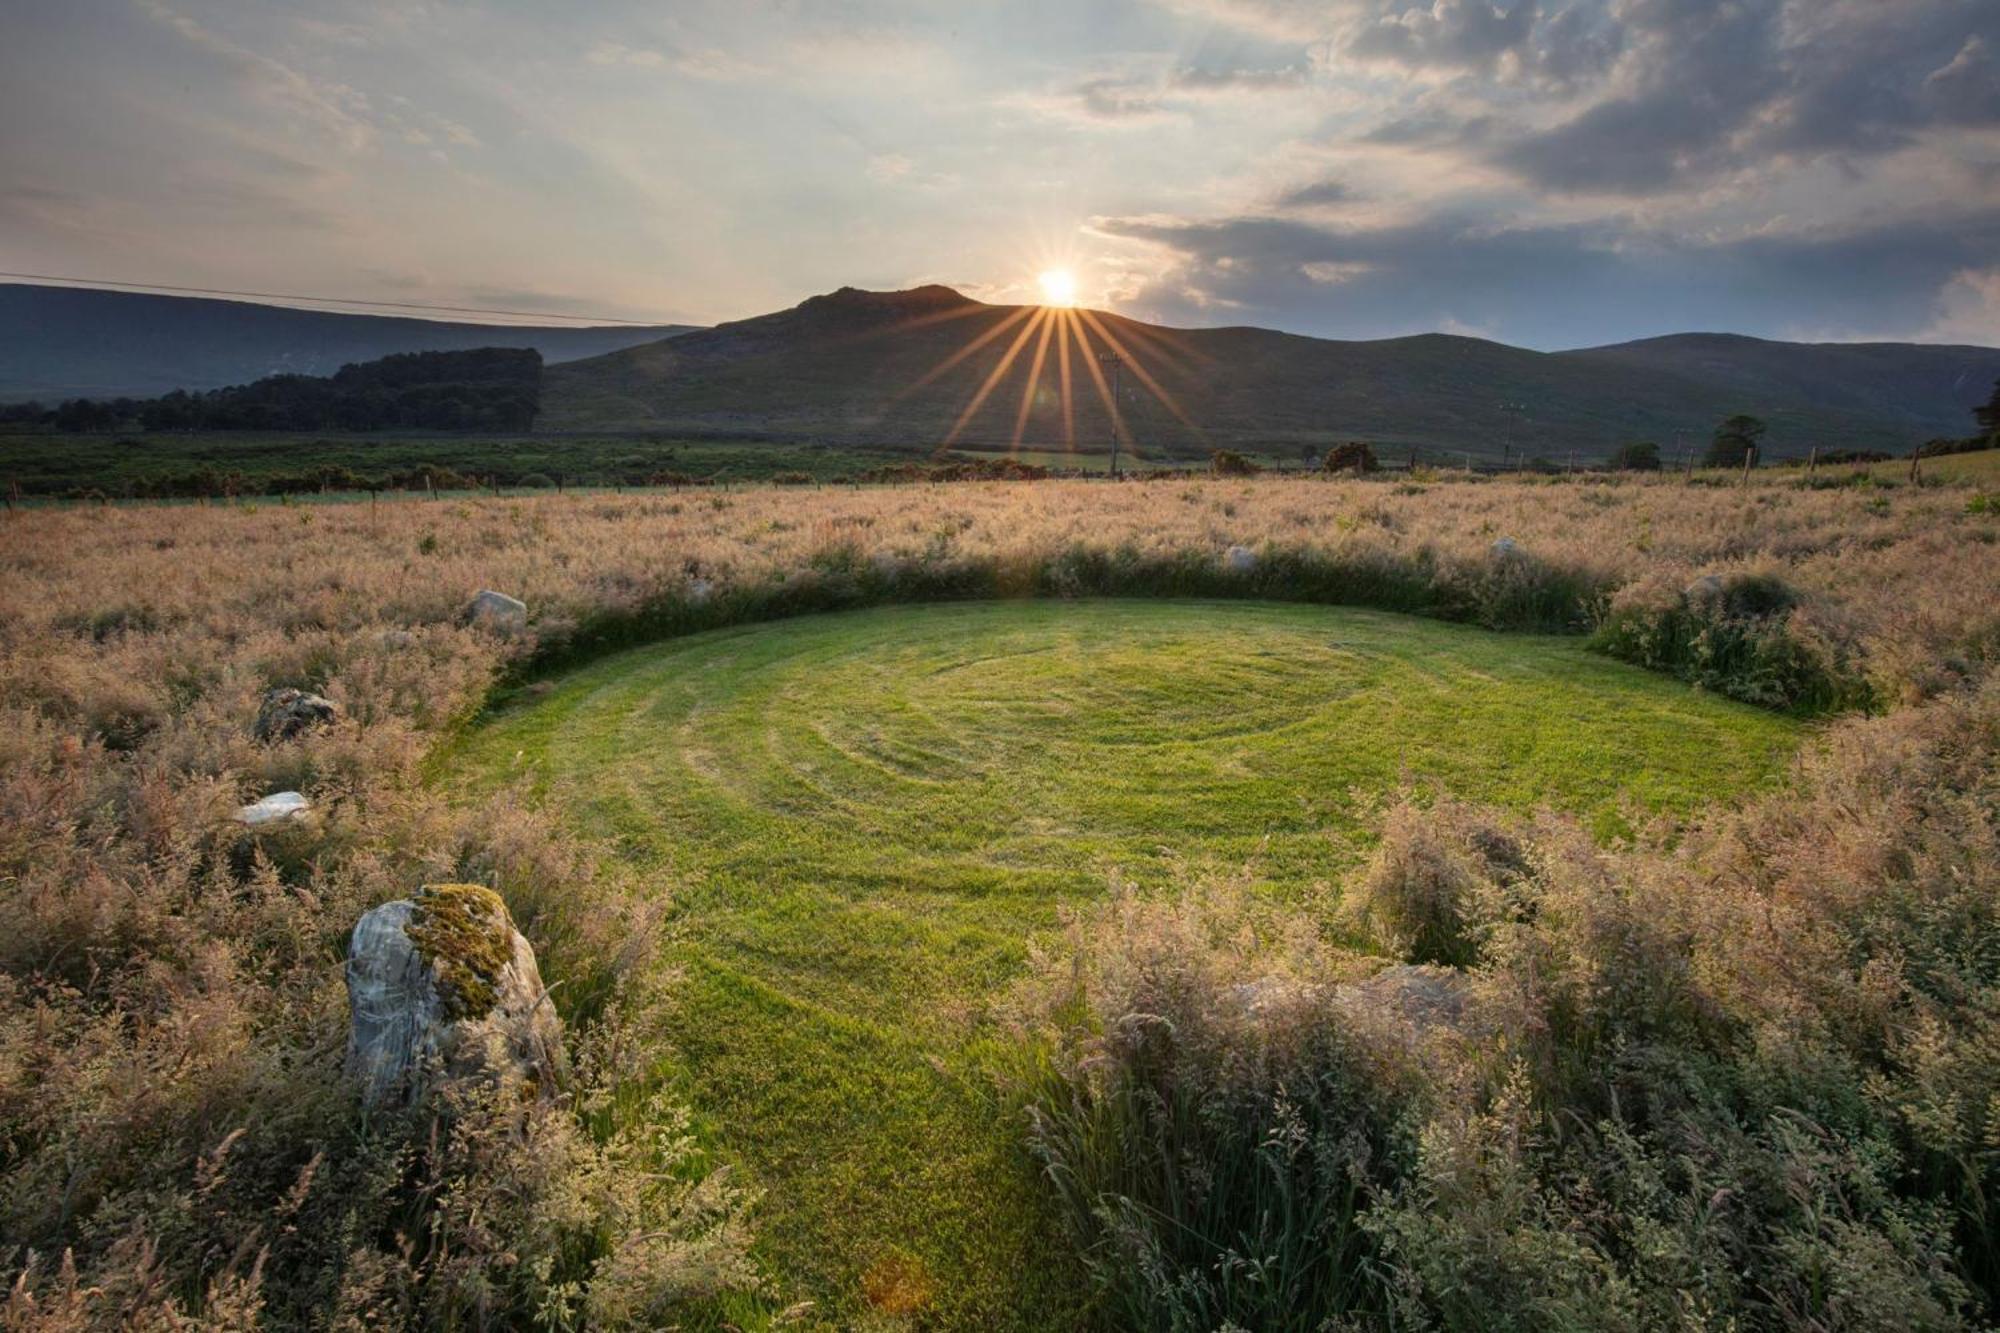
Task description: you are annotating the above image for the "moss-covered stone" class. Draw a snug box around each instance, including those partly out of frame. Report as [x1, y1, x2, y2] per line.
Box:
[405, 882, 514, 1020]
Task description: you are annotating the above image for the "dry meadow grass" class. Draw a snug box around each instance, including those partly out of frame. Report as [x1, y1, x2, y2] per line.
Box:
[2, 469, 1996, 1328]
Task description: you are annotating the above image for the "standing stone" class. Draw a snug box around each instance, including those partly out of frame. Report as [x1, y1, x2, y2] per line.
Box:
[467, 589, 529, 634]
[254, 687, 340, 742]
[344, 883, 565, 1106]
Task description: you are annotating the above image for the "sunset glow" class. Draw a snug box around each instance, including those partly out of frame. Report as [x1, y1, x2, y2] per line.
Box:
[1037, 269, 1077, 308]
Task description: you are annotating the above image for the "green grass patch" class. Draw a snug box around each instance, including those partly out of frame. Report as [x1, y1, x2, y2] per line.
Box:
[0, 429, 949, 494]
[436, 600, 1802, 1329]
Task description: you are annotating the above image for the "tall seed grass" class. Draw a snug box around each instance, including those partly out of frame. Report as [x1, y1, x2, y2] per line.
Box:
[0, 471, 1995, 1326]
[1013, 679, 2000, 1330]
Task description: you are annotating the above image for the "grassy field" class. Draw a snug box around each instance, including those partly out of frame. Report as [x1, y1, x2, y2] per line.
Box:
[8, 475, 1993, 1329]
[438, 599, 1802, 1328]
[1897, 446, 2000, 482]
[0, 427, 1248, 497]
[0, 429, 966, 494]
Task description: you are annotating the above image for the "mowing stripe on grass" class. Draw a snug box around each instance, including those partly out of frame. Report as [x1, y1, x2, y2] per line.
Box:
[439, 599, 1802, 1329]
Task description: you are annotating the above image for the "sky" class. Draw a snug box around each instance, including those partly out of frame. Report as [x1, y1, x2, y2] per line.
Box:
[3, 0, 1998, 349]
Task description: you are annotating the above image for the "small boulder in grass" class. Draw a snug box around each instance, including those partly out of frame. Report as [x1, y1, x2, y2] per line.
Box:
[467, 588, 528, 633]
[1684, 573, 1725, 604]
[254, 687, 340, 742]
[1224, 545, 1258, 574]
[1339, 963, 1471, 1033]
[1491, 536, 1521, 559]
[236, 790, 311, 825]
[344, 883, 565, 1107]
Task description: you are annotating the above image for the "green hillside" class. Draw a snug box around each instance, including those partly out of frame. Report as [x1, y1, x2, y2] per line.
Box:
[542, 286, 1999, 460]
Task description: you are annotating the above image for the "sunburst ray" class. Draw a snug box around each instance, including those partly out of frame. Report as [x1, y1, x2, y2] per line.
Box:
[1077, 308, 1204, 435]
[1011, 305, 1058, 449]
[943, 306, 1048, 446]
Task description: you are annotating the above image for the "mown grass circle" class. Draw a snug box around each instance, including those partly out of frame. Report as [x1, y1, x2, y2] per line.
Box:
[442, 599, 1802, 1328]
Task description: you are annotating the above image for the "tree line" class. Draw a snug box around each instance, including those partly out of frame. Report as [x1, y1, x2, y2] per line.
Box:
[1, 348, 542, 433]
[1598, 378, 2000, 472]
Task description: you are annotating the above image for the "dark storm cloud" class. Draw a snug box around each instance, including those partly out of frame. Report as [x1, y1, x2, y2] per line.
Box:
[1099, 209, 2000, 347]
[1481, 0, 2000, 192]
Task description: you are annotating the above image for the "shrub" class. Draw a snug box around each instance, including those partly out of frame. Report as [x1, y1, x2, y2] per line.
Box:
[1325, 441, 1380, 473]
[1607, 440, 1662, 471]
[1209, 449, 1261, 476]
[1343, 793, 1529, 966]
[1020, 682, 2000, 1329]
[1010, 882, 1425, 1332]
[1590, 568, 1868, 713]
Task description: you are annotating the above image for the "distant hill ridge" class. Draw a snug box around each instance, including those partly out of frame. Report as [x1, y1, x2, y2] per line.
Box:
[0, 283, 697, 400]
[542, 285, 2000, 459]
[10, 281, 1996, 459]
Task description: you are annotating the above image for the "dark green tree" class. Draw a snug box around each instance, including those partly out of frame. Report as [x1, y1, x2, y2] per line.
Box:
[1324, 441, 1380, 473]
[1608, 441, 1662, 471]
[1704, 414, 1766, 468]
[1975, 377, 2000, 441]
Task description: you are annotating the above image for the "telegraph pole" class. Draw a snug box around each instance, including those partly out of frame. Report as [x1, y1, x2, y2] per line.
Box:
[1098, 351, 1124, 478]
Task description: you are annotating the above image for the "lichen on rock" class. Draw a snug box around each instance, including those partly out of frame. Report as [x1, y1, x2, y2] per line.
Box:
[404, 882, 515, 1020]
[345, 882, 565, 1106]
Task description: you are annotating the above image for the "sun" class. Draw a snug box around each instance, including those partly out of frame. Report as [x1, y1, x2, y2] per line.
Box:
[1037, 268, 1077, 307]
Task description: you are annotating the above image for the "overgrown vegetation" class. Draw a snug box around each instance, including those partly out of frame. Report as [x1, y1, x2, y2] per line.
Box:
[442, 600, 1793, 1326]
[1017, 682, 2000, 1329]
[0, 471, 1995, 1328]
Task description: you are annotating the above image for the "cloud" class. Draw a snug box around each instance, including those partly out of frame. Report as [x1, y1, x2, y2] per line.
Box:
[1923, 267, 2000, 345]
[1168, 63, 1311, 92]
[1344, 0, 1540, 71]
[1021, 53, 1316, 125]
[1097, 205, 2000, 347]
[1928, 36, 2000, 125]
[8, 0, 1996, 347]
[1479, 0, 2000, 193]
[1275, 178, 1358, 207]
[1301, 259, 1372, 282]
[866, 152, 913, 182]
[135, 0, 378, 155]
[584, 39, 765, 81]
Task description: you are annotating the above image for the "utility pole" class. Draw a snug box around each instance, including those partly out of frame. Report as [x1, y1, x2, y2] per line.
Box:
[1098, 352, 1124, 478]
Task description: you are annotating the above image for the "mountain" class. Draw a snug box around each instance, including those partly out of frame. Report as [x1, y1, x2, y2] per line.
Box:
[543, 286, 2000, 460]
[0, 284, 697, 401]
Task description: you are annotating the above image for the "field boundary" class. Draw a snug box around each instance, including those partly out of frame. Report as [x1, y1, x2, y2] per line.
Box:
[495, 540, 1870, 718]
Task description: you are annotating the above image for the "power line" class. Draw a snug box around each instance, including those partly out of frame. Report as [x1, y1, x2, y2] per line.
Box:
[0, 269, 669, 326]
